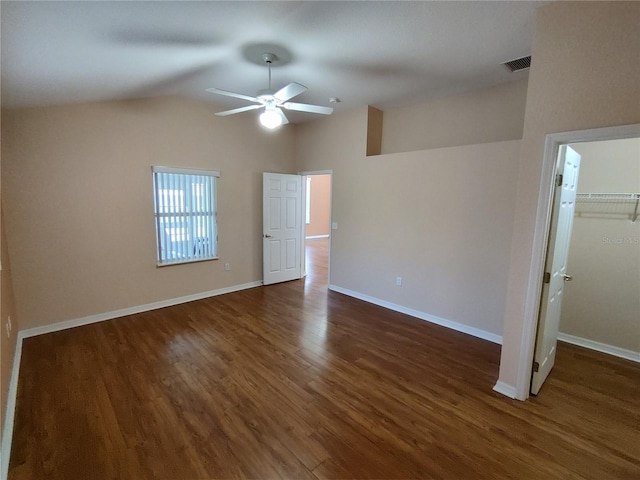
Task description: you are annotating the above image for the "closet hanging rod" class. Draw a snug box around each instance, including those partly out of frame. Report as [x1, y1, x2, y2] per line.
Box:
[575, 193, 639, 223]
[576, 193, 639, 199]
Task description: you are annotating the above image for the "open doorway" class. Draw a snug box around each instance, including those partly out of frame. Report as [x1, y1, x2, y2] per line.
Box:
[500, 123, 640, 401]
[531, 135, 639, 394]
[558, 138, 639, 361]
[303, 172, 332, 287]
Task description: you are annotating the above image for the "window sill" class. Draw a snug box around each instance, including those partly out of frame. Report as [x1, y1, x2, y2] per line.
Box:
[156, 256, 219, 268]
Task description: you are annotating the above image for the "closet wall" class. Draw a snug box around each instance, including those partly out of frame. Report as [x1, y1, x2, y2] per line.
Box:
[560, 138, 640, 355]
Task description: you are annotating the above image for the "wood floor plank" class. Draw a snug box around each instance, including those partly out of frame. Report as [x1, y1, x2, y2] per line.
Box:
[8, 238, 640, 479]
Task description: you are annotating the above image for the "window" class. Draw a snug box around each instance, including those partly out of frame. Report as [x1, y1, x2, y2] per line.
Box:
[152, 166, 219, 266]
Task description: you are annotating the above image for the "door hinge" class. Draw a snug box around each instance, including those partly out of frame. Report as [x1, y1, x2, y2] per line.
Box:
[543, 272, 551, 284]
[556, 173, 563, 187]
[533, 361, 540, 373]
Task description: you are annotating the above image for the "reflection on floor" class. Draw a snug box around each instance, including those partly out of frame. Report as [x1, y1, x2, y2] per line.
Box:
[8, 235, 640, 479]
[305, 237, 328, 286]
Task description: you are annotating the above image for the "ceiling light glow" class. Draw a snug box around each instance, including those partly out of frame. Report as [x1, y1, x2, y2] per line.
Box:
[259, 109, 282, 129]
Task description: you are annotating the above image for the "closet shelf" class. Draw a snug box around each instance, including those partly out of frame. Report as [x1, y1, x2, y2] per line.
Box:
[575, 193, 639, 222]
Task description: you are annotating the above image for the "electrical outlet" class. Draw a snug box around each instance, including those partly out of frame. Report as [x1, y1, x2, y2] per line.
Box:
[224, 263, 231, 271]
[396, 276, 402, 286]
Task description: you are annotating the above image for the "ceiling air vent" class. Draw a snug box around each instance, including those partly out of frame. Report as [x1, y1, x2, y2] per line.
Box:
[502, 55, 531, 73]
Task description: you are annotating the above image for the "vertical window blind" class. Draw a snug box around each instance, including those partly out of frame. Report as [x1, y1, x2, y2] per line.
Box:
[152, 166, 219, 266]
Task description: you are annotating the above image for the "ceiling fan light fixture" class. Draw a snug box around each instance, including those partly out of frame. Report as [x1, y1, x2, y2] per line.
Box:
[259, 109, 282, 129]
[208, 52, 332, 125]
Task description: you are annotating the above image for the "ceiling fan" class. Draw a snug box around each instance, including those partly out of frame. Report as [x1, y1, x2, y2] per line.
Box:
[206, 53, 333, 129]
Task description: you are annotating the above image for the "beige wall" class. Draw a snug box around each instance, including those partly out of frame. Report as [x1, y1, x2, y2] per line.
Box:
[560, 138, 640, 352]
[381, 78, 528, 154]
[305, 174, 331, 237]
[1, 207, 20, 444]
[2, 96, 296, 330]
[297, 106, 521, 337]
[498, 1, 640, 396]
[570, 139, 640, 193]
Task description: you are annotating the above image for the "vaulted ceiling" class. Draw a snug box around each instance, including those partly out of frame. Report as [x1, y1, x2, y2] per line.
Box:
[1, 1, 541, 122]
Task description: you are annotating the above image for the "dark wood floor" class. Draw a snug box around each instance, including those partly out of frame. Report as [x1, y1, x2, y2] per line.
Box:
[8, 238, 640, 479]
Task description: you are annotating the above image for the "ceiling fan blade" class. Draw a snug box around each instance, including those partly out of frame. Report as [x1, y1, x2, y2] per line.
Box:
[273, 82, 307, 103]
[276, 108, 289, 125]
[206, 87, 260, 103]
[283, 102, 334, 115]
[215, 104, 263, 116]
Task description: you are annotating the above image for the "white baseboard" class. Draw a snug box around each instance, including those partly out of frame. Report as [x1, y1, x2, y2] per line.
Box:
[20, 281, 263, 339]
[328, 284, 502, 345]
[1, 331, 24, 480]
[558, 332, 640, 363]
[493, 380, 518, 399]
[305, 235, 330, 239]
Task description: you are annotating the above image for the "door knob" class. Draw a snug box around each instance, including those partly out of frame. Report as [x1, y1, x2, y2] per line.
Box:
[264, 233, 272, 238]
[562, 274, 573, 281]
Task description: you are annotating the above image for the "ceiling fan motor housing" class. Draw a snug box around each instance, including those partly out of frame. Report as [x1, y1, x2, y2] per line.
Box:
[256, 89, 277, 100]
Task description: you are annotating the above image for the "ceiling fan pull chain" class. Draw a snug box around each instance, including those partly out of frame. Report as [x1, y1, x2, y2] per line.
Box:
[267, 59, 272, 90]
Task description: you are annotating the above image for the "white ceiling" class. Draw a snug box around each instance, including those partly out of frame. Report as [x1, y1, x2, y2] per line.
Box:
[1, 1, 542, 123]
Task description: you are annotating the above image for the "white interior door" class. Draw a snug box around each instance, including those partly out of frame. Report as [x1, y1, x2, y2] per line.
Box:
[531, 145, 581, 394]
[263, 173, 303, 285]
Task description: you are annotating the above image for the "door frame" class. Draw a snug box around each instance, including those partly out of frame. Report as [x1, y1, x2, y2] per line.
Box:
[299, 169, 333, 283]
[512, 123, 640, 401]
